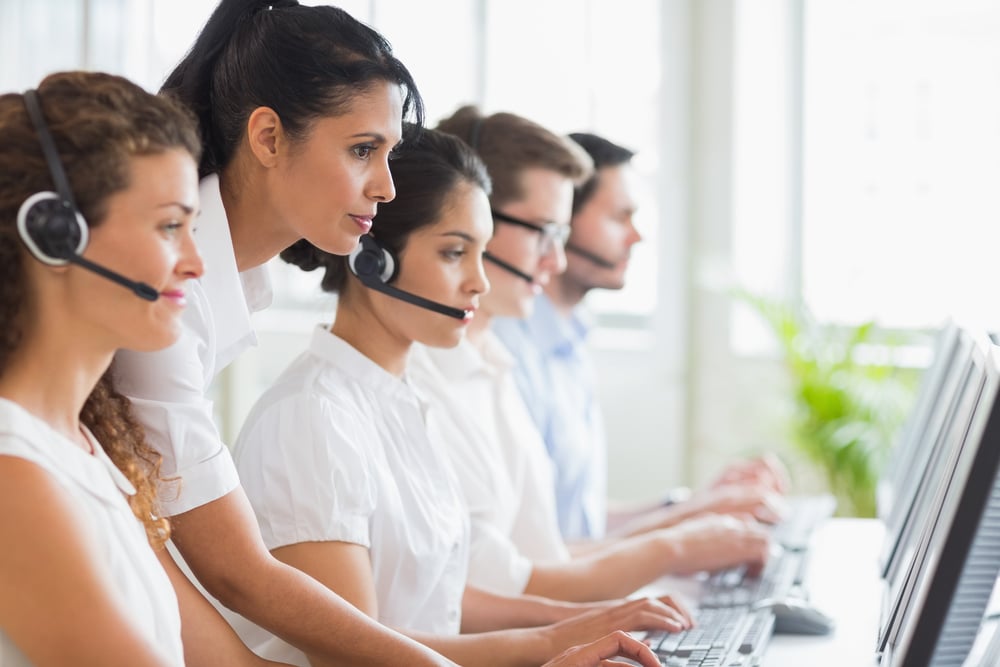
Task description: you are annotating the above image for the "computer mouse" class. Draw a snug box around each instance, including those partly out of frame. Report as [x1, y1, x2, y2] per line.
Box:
[754, 597, 835, 635]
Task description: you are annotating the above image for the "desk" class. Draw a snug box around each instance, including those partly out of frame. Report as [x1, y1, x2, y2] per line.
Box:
[639, 518, 885, 666]
[763, 518, 882, 666]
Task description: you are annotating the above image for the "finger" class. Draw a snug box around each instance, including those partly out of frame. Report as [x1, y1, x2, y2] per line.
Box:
[654, 595, 695, 627]
[636, 608, 688, 633]
[759, 453, 791, 493]
[753, 494, 789, 524]
[587, 632, 660, 667]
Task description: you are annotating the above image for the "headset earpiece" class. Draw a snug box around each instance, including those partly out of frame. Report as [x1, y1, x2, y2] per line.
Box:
[18, 89, 90, 266]
[348, 234, 397, 284]
[345, 233, 470, 320]
[17, 191, 88, 265]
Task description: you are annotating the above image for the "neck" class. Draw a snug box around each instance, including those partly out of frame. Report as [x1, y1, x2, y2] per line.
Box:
[219, 161, 301, 272]
[330, 291, 412, 378]
[465, 307, 492, 345]
[0, 318, 112, 449]
[544, 275, 587, 318]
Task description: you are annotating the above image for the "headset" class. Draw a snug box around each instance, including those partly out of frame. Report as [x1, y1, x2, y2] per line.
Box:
[16, 89, 159, 301]
[348, 234, 470, 320]
[483, 251, 535, 284]
[564, 241, 618, 269]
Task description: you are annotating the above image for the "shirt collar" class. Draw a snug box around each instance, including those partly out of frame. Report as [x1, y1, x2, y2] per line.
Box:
[525, 293, 593, 357]
[197, 174, 273, 369]
[417, 330, 515, 384]
[307, 325, 418, 403]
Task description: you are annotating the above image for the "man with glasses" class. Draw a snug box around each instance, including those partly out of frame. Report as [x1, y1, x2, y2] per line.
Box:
[493, 132, 789, 544]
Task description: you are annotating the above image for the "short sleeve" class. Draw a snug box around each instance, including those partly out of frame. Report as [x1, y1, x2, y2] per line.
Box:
[233, 392, 376, 551]
[111, 281, 239, 516]
[465, 519, 534, 596]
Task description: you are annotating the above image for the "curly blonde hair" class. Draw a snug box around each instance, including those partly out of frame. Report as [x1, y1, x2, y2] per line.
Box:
[0, 71, 201, 548]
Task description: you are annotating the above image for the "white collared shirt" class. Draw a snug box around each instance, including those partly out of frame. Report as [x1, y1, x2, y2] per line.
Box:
[493, 296, 608, 540]
[228, 327, 468, 665]
[0, 399, 183, 666]
[408, 333, 569, 597]
[111, 174, 272, 516]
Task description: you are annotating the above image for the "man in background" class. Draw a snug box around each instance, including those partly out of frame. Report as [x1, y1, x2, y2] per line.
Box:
[493, 132, 788, 543]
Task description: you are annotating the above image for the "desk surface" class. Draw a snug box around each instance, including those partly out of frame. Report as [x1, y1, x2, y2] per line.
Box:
[639, 518, 885, 666]
[762, 518, 883, 667]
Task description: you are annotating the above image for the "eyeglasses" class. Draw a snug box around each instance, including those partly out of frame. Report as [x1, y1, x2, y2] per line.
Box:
[491, 209, 571, 254]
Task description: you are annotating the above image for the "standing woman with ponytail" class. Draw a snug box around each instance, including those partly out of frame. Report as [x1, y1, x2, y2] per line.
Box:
[0, 70, 291, 667]
[111, 1, 460, 665]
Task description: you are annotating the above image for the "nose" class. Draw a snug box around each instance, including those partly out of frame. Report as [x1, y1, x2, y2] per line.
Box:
[470, 254, 491, 296]
[178, 227, 204, 279]
[540, 240, 567, 277]
[367, 157, 396, 203]
[626, 216, 643, 245]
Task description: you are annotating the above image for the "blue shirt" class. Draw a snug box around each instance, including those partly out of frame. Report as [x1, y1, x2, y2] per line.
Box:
[492, 294, 608, 540]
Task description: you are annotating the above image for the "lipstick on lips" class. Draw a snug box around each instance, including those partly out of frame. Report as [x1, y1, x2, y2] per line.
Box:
[350, 214, 374, 233]
[159, 288, 187, 306]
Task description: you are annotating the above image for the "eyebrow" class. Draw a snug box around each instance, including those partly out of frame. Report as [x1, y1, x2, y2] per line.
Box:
[439, 230, 479, 243]
[156, 202, 196, 215]
[349, 132, 388, 142]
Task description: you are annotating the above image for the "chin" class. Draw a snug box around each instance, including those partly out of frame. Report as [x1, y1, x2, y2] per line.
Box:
[422, 329, 466, 350]
[124, 322, 182, 353]
[314, 229, 363, 257]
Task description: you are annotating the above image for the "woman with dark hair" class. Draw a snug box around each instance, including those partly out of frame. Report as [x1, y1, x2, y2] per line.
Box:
[0, 70, 288, 667]
[109, 1, 455, 664]
[229, 125, 689, 667]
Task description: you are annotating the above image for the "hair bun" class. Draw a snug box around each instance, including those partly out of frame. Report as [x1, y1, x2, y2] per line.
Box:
[280, 239, 324, 271]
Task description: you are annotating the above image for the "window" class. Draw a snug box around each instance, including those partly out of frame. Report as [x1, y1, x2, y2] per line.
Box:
[733, 0, 1000, 347]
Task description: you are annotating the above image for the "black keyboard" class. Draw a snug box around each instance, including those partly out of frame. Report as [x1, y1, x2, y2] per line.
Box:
[698, 549, 804, 609]
[646, 606, 776, 667]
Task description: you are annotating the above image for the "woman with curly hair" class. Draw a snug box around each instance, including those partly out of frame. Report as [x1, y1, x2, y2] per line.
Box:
[0, 71, 288, 666]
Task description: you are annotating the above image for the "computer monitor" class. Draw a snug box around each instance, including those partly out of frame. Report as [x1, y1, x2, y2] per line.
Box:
[877, 333, 986, 656]
[877, 322, 960, 523]
[879, 333, 1000, 667]
[879, 325, 977, 581]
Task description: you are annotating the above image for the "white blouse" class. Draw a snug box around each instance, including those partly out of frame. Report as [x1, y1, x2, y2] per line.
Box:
[229, 327, 469, 666]
[0, 399, 183, 666]
[408, 333, 570, 597]
[111, 173, 271, 516]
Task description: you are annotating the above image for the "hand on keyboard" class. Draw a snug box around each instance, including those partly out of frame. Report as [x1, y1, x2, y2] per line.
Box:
[658, 514, 772, 577]
[542, 631, 661, 667]
[709, 453, 791, 495]
[540, 595, 695, 661]
[684, 484, 790, 525]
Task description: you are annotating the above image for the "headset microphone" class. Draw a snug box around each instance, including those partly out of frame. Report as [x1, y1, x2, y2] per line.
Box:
[17, 89, 160, 302]
[348, 235, 470, 320]
[565, 242, 618, 270]
[483, 251, 535, 284]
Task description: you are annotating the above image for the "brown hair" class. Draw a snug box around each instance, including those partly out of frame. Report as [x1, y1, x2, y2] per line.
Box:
[0, 71, 201, 548]
[436, 105, 593, 209]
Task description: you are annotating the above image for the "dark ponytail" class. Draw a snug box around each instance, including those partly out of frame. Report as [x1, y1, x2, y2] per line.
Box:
[162, 0, 424, 177]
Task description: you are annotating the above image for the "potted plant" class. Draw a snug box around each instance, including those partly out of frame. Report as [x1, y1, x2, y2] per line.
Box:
[737, 291, 919, 517]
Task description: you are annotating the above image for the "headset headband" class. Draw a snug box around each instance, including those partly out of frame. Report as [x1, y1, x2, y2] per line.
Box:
[23, 89, 78, 210]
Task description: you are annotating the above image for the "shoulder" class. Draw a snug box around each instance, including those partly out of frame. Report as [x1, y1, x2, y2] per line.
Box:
[0, 455, 93, 551]
[235, 362, 377, 472]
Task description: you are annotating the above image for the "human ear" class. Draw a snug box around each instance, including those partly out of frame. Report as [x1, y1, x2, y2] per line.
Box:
[245, 106, 285, 169]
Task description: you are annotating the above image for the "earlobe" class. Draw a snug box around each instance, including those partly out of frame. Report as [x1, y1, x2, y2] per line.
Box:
[246, 106, 283, 168]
